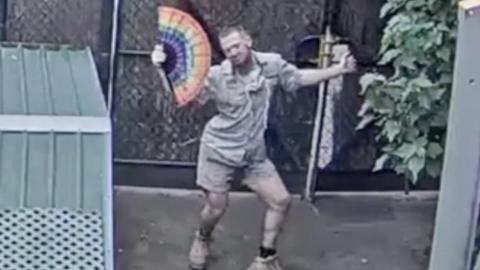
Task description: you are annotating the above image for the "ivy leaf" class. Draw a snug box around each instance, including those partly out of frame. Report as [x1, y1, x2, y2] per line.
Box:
[373, 154, 390, 171]
[431, 107, 449, 127]
[426, 158, 443, 178]
[406, 106, 423, 125]
[417, 146, 427, 158]
[382, 144, 395, 153]
[430, 87, 447, 101]
[438, 73, 453, 84]
[436, 32, 444, 46]
[389, 77, 408, 87]
[408, 155, 425, 184]
[385, 120, 401, 142]
[360, 73, 386, 94]
[358, 101, 372, 117]
[384, 87, 403, 101]
[413, 74, 434, 88]
[401, 83, 415, 102]
[418, 119, 431, 134]
[394, 143, 417, 159]
[356, 114, 376, 130]
[380, 2, 394, 18]
[423, 22, 435, 30]
[427, 142, 443, 158]
[414, 136, 429, 148]
[370, 94, 394, 114]
[406, 1, 426, 10]
[405, 127, 420, 141]
[423, 40, 434, 51]
[394, 164, 408, 175]
[380, 42, 392, 54]
[387, 14, 410, 29]
[436, 47, 451, 62]
[396, 56, 417, 70]
[418, 91, 432, 109]
[379, 49, 402, 65]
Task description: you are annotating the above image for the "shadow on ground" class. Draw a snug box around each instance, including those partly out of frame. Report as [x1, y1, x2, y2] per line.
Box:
[114, 187, 436, 270]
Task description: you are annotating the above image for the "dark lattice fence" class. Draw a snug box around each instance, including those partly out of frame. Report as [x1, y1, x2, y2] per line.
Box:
[113, 0, 217, 162]
[1, 0, 384, 173]
[5, 0, 103, 49]
[3, 0, 113, 96]
[113, 0, 327, 170]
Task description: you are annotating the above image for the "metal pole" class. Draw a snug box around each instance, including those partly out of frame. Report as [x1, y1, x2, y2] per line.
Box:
[107, 0, 122, 115]
[304, 25, 334, 201]
[428, 1, 480, 270]
[98, 0, 115, 100]
[0, 0, 8, 41]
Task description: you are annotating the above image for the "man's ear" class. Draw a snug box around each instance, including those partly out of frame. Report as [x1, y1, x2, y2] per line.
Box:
[244, 34, 253, 48]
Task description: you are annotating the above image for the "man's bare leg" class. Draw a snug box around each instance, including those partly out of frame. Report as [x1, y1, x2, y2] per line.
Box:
[247, 181, 291, 269]
[199, 190, 229, 237]
[249, 177, 291, 249]
[189, 190, 228, 269]
[244, 164, 291, 270]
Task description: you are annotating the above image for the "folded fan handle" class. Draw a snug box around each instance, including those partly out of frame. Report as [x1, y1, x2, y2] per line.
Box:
[157, 66, 173, 93]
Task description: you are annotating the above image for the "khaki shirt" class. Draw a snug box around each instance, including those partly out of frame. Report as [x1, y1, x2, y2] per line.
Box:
[198, 51, 301, 167]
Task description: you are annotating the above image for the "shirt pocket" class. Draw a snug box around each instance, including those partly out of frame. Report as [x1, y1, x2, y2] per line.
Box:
[263, 71, 279, 91]
[217, 78, 247, 106]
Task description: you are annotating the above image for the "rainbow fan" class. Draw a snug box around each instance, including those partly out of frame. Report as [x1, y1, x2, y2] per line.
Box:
[157, 6, 212, 106]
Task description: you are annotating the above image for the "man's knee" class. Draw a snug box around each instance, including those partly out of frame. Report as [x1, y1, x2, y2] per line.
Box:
[269, 192, 291, 211]
[206, 191, 228, 216]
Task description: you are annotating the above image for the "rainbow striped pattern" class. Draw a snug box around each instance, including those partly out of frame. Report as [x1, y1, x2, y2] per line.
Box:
[157, 6, 212, 106]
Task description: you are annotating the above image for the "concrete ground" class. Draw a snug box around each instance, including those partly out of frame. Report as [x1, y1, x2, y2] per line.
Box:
[114, 187, 437, 270]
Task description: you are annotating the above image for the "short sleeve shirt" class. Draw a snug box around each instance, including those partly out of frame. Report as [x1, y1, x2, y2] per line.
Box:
[198, 51, 301, 167]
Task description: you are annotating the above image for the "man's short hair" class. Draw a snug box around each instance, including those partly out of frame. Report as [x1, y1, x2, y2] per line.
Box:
[218, 25, 250, 39]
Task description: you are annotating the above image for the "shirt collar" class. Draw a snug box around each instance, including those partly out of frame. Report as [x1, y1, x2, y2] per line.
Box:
[221, 51, 268, 75]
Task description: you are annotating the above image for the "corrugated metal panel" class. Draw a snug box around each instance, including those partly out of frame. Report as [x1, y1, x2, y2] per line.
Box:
[0, 131, 107, 211]
[0, 42, 113, 270]
[0, 43, 107, 117]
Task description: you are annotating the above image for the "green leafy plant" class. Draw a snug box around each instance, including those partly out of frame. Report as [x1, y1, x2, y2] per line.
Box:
[357, 0, 457, 183]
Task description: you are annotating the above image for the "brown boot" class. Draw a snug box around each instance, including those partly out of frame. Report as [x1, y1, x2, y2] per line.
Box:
[246, 254, 283, 270]
[189, 231, 212, 269]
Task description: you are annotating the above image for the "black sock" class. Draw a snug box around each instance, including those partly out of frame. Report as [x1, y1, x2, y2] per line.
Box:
[198, 228, 211, 239]
[260, 246, 277, 258]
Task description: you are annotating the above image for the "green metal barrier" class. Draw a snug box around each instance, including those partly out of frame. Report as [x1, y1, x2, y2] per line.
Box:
[428, 1, 480, 270]
[0, 43, 113, 270]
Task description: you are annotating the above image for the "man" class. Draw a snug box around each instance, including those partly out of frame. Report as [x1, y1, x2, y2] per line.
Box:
[151, 25, 356, 270]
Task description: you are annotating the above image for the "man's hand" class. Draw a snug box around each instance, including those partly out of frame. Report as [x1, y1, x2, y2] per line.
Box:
[151, 44, 167, 67]
[297, 50, 357, 87]
[151, 44, 173, 94]
[337, 51, 357, 74]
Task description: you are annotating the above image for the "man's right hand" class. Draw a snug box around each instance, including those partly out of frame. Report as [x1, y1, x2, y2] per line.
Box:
[151, 44, 167, 67]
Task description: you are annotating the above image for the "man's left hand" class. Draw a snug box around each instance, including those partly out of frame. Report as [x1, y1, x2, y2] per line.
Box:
[338, 51, 357, 74]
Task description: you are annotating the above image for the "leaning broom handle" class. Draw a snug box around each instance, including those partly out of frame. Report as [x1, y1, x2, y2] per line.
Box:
[304, 25, 335, 201]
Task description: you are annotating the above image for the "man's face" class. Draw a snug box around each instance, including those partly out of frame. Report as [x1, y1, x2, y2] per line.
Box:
[219, 31, 251, 67]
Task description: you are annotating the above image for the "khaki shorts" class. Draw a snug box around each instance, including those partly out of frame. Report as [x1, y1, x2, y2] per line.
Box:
[196, 144, 283, 193]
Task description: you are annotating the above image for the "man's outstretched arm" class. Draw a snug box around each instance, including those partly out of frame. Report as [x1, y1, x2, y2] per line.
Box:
[277, 51, 357, 92]
[297, 52, 357, 87]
